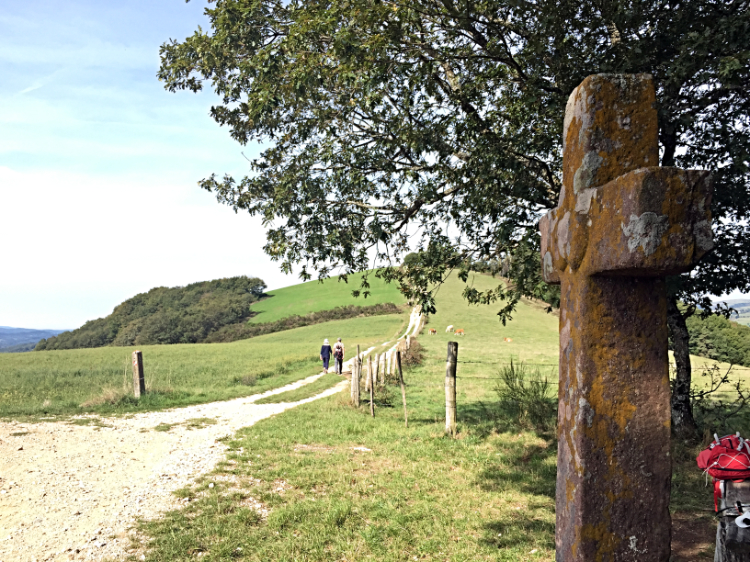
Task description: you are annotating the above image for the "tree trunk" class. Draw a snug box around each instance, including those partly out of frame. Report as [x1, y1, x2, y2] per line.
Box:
[667, 297, 699, 438]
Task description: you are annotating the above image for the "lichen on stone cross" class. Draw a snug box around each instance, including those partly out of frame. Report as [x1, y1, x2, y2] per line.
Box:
[539, 74, 713, 562]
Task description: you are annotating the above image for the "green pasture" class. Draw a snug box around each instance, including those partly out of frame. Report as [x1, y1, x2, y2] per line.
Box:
[139, 274, 562, 561]
[419, 272, 560, 377]
[137, 272, 745, 562]
[249, 271, 406, 324]
[0, 315, 406, 419]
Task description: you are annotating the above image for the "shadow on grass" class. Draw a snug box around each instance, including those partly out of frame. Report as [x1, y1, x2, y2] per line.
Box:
[482, 516, 556, 551]
[462, 398, 558, 552]
[474, 437, 557, 496]
[459, 399, 557, 440]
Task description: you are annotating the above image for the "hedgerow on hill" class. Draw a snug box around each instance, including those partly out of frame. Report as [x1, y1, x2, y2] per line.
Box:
[204, 303, 402, 343]
[35, 276, 267, 350]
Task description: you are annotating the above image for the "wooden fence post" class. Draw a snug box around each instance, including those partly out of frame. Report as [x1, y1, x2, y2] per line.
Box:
[351, 347, 361, 407]
[365, 357, 372, 392]
[353, 345, 361, 407]
[445, 341, 458, 436]
[132, 350, 146, 398]
[396, 350, 408, 428]
[374, 353, 380, 386]
[368, 355, 375, 417]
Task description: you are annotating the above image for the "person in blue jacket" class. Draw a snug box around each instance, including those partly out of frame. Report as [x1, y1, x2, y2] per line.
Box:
[320, 339, 333, 373]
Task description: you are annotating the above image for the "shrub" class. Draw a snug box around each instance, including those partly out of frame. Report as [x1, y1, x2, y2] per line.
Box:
[36, 276, 267, 351]
[401, 339, 424, 368]
[235, 374, 258, 387]
[684, 314, 750, 367]
[494, 360, 556, 430]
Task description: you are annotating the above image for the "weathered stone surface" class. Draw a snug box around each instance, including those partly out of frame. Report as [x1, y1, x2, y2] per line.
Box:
[540, 74, 713, 562]
[541, 167, 713, 280]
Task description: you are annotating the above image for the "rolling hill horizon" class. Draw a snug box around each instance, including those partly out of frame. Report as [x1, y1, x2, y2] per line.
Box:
[0, 327, 69, 353]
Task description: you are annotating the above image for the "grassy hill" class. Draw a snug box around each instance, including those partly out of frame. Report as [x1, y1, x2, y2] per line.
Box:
[249, 271, 406, 324]
[0, 314, 406, 419]
[4, 271, 744, 559]
[34, 273, 406, 351]
[419, 272, 559, 370]
[36, 276, 268, 351]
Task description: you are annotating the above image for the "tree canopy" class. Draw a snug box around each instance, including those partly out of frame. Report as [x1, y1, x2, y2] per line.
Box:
[159, 0, 750, 321]
[36, 276, 267, 350]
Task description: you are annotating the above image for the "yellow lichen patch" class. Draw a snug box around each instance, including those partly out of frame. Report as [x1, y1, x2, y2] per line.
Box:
[562, 74, 658, 206]
[580, 520, 620, 562]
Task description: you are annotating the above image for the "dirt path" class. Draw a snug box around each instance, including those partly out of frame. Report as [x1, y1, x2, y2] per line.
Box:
[0, 372, 348, 562]
[0, 311, 421, 562]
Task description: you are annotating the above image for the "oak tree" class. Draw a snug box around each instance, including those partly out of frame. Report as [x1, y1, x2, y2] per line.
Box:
[159, 0, 750, 434]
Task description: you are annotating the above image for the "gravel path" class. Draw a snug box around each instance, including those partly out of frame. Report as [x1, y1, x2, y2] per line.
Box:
[0, 371, 350, 562]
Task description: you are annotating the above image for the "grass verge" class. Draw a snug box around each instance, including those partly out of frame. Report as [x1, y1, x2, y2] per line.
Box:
[254, 373, 344, 405]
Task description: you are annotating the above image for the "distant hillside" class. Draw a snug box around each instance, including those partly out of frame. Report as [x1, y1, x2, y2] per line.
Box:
[729, 300, 750, 327]
[36, 276, 267, 351]
[0, 327, 67, 352]
[686, 313, 750, 367]
[249, 271, 406, 324]
[0, 342, 37, 353]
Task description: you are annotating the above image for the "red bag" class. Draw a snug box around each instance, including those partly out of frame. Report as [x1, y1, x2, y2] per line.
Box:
[696, 433, 750, 511]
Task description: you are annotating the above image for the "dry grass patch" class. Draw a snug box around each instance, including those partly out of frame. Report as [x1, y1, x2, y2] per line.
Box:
[79, 387, 128, 408]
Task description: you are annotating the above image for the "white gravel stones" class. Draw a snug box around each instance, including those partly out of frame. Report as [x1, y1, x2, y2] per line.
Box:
[0, 373, 349, 562]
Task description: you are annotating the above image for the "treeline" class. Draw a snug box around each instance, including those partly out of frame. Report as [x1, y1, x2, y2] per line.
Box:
[204, 303, 403, 343]
[686, 314, 750, 367]
[36, 276, 267, 350]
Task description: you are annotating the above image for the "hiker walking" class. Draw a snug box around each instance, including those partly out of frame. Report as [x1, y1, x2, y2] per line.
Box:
[320, 339, 332, 374]
[333, 337, 345, 375]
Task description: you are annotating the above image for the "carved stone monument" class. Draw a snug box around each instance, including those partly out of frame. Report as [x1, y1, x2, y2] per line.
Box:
[540, 74, 713, 561]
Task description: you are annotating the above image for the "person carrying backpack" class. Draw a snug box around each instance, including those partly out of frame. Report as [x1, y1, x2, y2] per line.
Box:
[333, 338, 345, 375]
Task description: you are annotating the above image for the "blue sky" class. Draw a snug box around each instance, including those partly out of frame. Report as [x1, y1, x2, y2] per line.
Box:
[1, 1, 745, 329]
[0, 0, 295, 329]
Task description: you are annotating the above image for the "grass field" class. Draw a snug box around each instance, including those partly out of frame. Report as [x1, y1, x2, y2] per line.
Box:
[138, 273, 562, 561]
[420, 273, 559, 376]
[3, 270, 746, 560]
[250, 271, 406, 324]
[135, 272, 750, 562]
[0, 315, 406, 419]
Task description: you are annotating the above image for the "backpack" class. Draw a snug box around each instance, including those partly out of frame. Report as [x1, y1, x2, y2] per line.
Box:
[696, 433, 750, 511]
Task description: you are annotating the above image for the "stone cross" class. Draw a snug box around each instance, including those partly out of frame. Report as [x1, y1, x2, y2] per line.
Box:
[540, 74, 713, 561]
